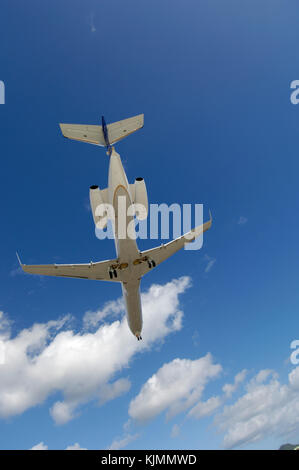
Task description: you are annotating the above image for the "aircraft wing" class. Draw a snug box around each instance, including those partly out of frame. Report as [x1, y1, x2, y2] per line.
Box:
[19, 258, 120, 282]
[138, 214, 212, 276]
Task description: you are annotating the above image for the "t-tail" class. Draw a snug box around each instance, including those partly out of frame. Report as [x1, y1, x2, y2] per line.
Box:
[59, 114, 144, 152]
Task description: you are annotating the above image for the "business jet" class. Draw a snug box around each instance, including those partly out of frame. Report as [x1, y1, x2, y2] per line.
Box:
[19, 114, 212, 340]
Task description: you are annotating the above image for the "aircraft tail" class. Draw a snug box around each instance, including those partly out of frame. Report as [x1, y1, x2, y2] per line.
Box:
[59, 114, 144, 148]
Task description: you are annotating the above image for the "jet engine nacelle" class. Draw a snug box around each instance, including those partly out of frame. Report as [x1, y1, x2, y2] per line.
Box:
[89, 185, 108, 229]
[133, 177, 148, 220]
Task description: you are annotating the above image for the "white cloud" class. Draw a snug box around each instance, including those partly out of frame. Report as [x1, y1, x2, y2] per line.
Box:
[50, 401, 77, 426]
[107, 433, 139, 450]
[222, 369, 247, 398]
[0, 277, 190, 424]
[0, 311, 12, 340]
[188, 396, 222, 419]
[98, 378, 131, 405]
[107, 418, 140, 450]
[203, 255, 216, 273]
[30, 442, 87, 450]
[192, 330, 200, 347]
[129, 354, 222, 422]
[136, 360, 299, 450]
[123, 419, 132, 432]
[30, 441, 48, 450]
[237, 216, 248, 225]
[171, 423, 180, 438]
[65, 443, 87, 450]
[83, 298, 124, 329]
[214, 367, 299, 449]
[187, 370, 247, 420]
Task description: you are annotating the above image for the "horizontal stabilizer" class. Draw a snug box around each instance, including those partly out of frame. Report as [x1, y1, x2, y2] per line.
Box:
[59, 114, 144, 147]
[60, 123, 105, 145]
[107, 114, 144, 144]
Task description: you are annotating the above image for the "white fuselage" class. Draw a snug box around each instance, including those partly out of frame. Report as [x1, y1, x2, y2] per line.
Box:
[107, 150, 143, 338]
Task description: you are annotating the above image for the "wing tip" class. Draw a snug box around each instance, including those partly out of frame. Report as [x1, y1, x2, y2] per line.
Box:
[16, 252, 26, 272]
[59, 123, 67, 139]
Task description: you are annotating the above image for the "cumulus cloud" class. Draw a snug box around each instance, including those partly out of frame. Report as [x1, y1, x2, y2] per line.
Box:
[98, 378, 131, 405]
[188, 396, 222, 419]
[50, 401, 77, 426]
[65, 443, 87, 450]
[30, 441, 48, 450]
[214, 367, 299, 449]
[222, 369, 247, 398]
[0, 311, 12, 340]
[0, 277, 190, 424]
[30, 442, 87, 450]
[138, 361, 299, 449]
[187, 369, 247, 420]
[83, 298, 124, 329]
[128, 354, 222, 422]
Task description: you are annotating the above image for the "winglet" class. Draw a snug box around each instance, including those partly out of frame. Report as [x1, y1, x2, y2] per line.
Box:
[16, 252, 23, 267]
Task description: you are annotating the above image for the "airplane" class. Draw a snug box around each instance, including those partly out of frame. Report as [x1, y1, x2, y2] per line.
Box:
[18, 114, 212, 340]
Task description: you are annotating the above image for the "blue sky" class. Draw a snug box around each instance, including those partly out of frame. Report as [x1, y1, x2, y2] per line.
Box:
[0, 0, 299, 450]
